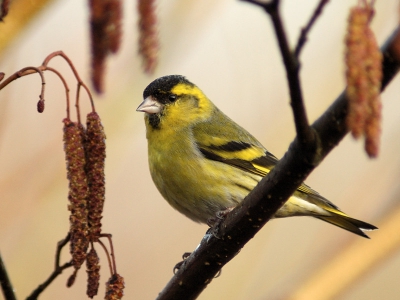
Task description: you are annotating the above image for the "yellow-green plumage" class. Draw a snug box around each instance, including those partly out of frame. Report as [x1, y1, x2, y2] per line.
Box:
[137, 75, 377, 238]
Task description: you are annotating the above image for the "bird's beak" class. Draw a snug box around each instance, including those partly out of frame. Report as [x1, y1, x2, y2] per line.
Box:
[136, 96, 162, 114]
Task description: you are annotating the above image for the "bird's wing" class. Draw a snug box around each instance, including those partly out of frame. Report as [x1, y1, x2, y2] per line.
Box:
[197, 140, 278, 177]
[192, 108, 278, 177]
[197, 136, 342, 208]
[192, 108, 324, 198]
[192, 109, 328, 200]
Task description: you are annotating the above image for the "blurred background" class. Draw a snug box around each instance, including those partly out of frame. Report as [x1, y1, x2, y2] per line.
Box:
[1, 0, 400, 299]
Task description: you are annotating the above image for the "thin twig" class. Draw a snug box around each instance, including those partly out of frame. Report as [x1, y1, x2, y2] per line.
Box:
[0, 63, 73, 118]
[0, 51, 94, 120]
[42, 51, 96, 114]
[75, 83, 82, 124]
[26, 233, 73, 300]
[245, 0, 314, 145]
[45, 67, 71, 120]
[295, 0, 331, 57]
[0, 252, 17, 300]
[97, 238, 114, 275]
[0, 66, 46, 94]
[100, 234, 118, 275]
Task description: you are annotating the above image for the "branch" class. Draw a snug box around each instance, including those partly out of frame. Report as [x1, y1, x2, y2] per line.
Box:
[0, 66, 46, 93]
[42, 51, 96, 123]
[243, 0, 313, 145]
[0, 252, 16, 300]
[295, 0, 331, 57]
[156, 26, 400, 300]
[26, 234, 73, 300]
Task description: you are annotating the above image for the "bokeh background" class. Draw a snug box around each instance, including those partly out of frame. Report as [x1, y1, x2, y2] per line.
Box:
[1, 0, 400, 299]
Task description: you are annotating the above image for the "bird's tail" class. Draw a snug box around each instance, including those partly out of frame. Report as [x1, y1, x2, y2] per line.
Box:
[315, 214, 377, 239]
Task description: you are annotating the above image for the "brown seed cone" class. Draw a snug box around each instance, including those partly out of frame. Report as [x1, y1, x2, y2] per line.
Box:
[86, 248, 101, 298]
[105, 274, 125, 300]
[138, 0, 159, 74]
[63, 118, 89, 270]
[85, 112, 106, 241]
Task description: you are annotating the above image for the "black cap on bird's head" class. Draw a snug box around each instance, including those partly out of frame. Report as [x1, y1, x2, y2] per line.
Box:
[143, 75, 193, 100]
[137, 75, 196, 128]
[138, 75, 195, 115]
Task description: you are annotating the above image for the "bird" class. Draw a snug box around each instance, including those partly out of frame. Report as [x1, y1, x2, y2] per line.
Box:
[136, 75, 377, 238]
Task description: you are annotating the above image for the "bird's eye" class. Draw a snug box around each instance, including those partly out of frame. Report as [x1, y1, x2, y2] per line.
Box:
[168, 94, 177, 102]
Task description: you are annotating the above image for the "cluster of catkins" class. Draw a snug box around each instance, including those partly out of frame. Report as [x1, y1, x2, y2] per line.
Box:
[88, 0, 159, 94]
[63, 111, 124, 299]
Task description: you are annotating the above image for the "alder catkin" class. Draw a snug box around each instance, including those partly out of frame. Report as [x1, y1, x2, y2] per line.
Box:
[138, 0, 159, 74]
[107, 0, 122, 54]
[85, 112, 106, 241]
[63, 119, 89, 270]
[345, 2, 382, 157]
[89, 0, 107, 93]
[364, 21, 382, 157]
[86, 248, 101, 298]
[105, 274, 125, 300]
[345, 6, 370, 138]
[364, 99, 381, 157]
[89, 0, 123, 93]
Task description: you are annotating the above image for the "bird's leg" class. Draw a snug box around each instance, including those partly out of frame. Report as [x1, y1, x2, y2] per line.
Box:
[173, 252, 191, 274]
[207, 207, 235, 239]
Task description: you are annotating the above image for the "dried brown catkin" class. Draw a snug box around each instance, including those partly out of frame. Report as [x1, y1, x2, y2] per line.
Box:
[63, 118, 89, 270]
[89, 0, 122, 93]
[85, 112, 107, 241]
[86, 248, 101, 298]
[105, 273, 125, 300]
[138, 0, 159, 74]
[345, 3, 382, 157]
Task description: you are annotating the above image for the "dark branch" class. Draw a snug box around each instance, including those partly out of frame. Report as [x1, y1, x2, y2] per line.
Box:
[26, 233, 72, 300]
[243, 0, 314, 145]
[156, 27, 400, 300]
[295, 0, 331, 57]
[0, 252, 16, 300]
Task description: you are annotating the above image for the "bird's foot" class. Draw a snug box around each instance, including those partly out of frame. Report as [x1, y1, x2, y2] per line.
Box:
[173, 252, 191, 274]
[207, 207, 235, 239]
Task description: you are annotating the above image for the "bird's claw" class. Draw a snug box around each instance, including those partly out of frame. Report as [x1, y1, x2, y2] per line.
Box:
[173, 252, 191, 274]
[207, 207, 235, 239]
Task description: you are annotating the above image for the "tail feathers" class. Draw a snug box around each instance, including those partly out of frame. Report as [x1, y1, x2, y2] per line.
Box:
[316, 215, 378, 239]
